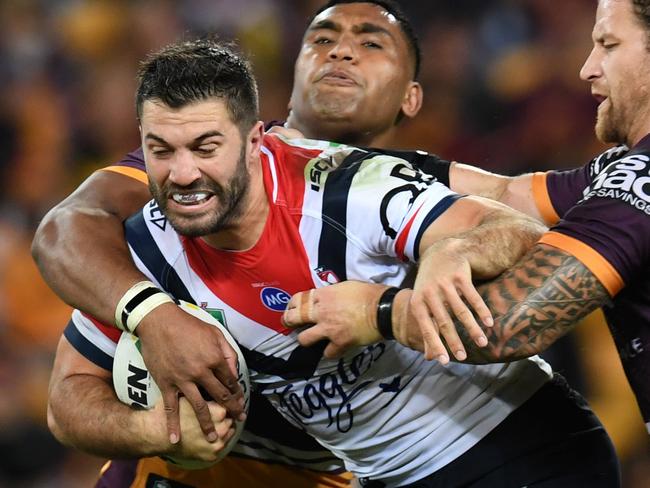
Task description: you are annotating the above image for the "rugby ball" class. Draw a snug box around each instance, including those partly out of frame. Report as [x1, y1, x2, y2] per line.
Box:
[112, 300, 250, 469]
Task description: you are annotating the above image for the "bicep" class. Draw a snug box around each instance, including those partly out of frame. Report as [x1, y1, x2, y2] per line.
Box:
[50, 334, 112, 388]
[450, 163, 542, 221]
[416, 195, 515, 255]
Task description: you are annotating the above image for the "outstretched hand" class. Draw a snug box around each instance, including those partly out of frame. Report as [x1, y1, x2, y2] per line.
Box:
[282, 281, 388, 358]
[137, 303, 245, 445]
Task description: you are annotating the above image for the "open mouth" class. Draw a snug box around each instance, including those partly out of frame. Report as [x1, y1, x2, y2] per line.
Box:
[593, 94, 607, 106]
[170, 191, 214, 207]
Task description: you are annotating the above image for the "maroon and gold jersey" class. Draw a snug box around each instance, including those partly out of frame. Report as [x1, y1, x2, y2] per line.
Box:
[97, 457, 352, 488]
[535, 136, 650, 434]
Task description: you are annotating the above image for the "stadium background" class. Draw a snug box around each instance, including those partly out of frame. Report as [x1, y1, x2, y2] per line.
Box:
[0, 0, 648, 485]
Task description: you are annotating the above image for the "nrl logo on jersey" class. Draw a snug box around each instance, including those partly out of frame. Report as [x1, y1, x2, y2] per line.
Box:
[201, 306, 229, 328]
[583, 153, 650, 214]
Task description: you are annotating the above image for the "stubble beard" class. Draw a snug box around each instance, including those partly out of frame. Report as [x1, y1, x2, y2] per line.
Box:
[150, 147, 250, 238]
[595, 99, 626, 145]
[309, 85, 359, 120]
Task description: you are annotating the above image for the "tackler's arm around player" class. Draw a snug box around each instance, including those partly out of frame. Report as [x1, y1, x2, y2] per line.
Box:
[284, 196, 546, 362]
[47, 334, 235, 461]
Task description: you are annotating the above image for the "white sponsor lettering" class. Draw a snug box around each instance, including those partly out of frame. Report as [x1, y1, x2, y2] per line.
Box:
[584, 154, 650, 212]
[632, 176, 650, 203]
[266, 293, 290, 306]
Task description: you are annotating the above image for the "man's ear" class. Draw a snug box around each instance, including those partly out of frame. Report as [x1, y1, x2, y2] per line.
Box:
[400, 81, 423, 119]
[247, 121, 265, 160]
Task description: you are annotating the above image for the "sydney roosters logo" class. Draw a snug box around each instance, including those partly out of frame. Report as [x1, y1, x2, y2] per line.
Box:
[315, 267, 340, 285]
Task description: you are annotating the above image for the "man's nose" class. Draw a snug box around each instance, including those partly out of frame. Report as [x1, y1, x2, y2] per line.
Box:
[579, 46, 602, 83]
[328, 37, 356, 62]
[168, 153, 202, 186]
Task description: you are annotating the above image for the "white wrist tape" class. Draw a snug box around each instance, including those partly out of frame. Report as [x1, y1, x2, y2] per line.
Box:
[115, 281, 174, 333]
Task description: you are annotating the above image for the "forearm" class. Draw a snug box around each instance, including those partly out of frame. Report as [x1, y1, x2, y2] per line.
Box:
[395, 244, 610, 363]
[450, 163, 543, 222]
[429, 207, 546, 280]
[32, 171, 150, 324]
[464, 244, 609, 362]
[48, 374, 164, 458]
[34, 207, 147, 324]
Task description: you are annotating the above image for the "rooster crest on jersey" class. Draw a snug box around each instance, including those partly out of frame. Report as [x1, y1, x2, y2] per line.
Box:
[112, 300, 250, 469]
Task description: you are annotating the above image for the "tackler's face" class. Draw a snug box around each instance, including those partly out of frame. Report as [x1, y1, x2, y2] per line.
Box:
[581, 0, 650, 146]
[289, 2, 420, 136]
[140, 97, 252, 238]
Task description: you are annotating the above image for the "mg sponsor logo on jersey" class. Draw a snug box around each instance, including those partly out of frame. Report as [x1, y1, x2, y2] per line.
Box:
[260, 287, 291, 311]
[584, 154, 650, 214]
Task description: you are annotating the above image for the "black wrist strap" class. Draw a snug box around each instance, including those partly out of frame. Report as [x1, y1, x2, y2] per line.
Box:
[377, 287, 400, 340]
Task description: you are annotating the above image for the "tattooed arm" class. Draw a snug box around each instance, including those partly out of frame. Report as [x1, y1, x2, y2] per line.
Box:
[393, 243, 611, 363]
[283, 244, 609, 363]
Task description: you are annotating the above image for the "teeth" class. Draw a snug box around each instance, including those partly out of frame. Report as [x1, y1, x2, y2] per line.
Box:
[172, 192, 210, 205]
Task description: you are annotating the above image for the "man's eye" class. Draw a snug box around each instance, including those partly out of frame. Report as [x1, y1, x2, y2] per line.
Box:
[362, 41, 382, 49]
[314, 37, 333, 45]
[151, 148, 170, 156]
[196, 145, 216, 154]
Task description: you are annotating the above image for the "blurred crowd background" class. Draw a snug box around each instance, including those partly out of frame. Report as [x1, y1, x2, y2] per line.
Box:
[0, 0, 648, 486]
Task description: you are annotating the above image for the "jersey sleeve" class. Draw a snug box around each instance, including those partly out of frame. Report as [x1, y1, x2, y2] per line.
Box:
[99, 147, 147, 184]
[343, 152, 462, 263]
[535, 145, 630, 225]
[364, 148, 452, 187]
[63, 310, 121, 371]
[539, 149, 650, 296]
[533, 167, 589, 225]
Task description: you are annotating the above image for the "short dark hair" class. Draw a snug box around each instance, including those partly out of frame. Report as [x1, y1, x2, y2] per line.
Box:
[309, 0, 421, 79]
[632, 0, 650, 46]
[135, 38, 259, 132]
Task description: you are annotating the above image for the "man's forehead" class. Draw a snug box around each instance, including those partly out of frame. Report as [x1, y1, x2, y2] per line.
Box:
[140, 98, 236, 132]
[142, 98, 228, 117]
[593, 0, 637, 37]
[310, 3, 400, 32]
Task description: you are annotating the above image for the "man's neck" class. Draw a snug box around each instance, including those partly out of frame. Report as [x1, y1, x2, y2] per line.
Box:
[286, 116, 396, 148]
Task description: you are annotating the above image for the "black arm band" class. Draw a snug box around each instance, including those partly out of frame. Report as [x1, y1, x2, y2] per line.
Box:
[377, 287, 400, 340]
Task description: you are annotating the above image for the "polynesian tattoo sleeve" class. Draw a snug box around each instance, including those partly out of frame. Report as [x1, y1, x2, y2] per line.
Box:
[459, 243, 611, 363]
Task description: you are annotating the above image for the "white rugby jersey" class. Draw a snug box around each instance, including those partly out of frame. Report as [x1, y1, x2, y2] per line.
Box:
[69, 134, 552, 486]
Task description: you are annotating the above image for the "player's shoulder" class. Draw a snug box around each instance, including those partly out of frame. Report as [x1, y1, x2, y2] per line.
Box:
[579, 137, 650, 216]
[263, 133, 369, 170]
[264, 133, 416, 172]
[106, 147, 145, 171]
[589, 140, 650, 186]
[588, 144, 630, 177]
[124, 200, 184, 257]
